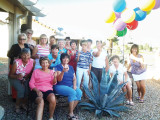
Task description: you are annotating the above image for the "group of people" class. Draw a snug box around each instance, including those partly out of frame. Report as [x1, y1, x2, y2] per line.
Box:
[7, 29, 147, 120]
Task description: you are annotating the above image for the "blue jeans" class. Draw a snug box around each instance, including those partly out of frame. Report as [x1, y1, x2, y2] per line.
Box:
[54, 85, 82, 102]
[76, 67, 89, 88]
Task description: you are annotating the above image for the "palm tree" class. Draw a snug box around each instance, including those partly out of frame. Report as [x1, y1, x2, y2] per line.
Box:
[107, 37, 119, 57]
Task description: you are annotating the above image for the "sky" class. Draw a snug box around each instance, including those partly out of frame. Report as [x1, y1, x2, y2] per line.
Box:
[35, 0, 160, 47]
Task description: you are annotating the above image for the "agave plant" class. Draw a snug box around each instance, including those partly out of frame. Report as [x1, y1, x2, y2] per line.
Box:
[78, 68, 129, 118]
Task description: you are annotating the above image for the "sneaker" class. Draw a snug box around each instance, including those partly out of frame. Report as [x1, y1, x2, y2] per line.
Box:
[129, 101, 134, 106]
[126, 100, 130, 105]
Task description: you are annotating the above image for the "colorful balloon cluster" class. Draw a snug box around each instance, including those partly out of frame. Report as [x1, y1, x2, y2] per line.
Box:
[105, 0, 160, 38]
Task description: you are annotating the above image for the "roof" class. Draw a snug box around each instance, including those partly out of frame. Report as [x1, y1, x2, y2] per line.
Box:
[19, 0, 46, 17]
[7, 0, 46, 17]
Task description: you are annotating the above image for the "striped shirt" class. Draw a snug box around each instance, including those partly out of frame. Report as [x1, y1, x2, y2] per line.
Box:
[76, 51, 92, 69]
[35, 44, 50, 69]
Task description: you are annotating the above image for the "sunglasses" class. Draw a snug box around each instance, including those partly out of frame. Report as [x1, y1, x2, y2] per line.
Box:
[19, 39, 26, 40]
[27, 32, 32, 34]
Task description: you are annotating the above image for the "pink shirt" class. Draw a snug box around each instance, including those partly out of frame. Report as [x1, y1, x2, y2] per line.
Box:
[29, 69, 55, 92]
[15, 58, 34, 80]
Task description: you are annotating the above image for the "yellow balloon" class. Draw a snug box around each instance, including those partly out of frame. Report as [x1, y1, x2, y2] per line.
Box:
[139, 0, 156, 11]
[105, 11, 116, 23]
[121, 9, 135, 23]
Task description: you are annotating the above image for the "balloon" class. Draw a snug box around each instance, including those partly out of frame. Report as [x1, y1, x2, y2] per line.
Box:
[107, 26, 117, 39]
[113, 0, 126, 12]
[105, 11, 116, 23]
[121, 8, 135, 23]
[117, 28, 127, 37]
[146, 10, 151, 15]
[153, 0, 160, 9]
[139, 0, 156, 11]
[115, 12, 121, 18]
[134, 7, 147, 21]
[127, 20, 138, 30]
[114, 18, 126, 31]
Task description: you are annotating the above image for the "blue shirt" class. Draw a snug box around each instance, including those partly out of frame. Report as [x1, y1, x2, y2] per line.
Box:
[48, 54, 61, 69]
[58, 48, 67, 54]
[75, 51, 92, 69]
[56, 64, 74, 87]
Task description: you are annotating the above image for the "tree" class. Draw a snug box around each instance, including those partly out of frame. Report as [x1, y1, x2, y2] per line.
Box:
[107, 37, 119, 56]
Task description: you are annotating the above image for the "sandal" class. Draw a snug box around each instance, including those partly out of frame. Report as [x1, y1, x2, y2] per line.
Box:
[68, 115, 78, 120]
[139, 99, 144, 103]
[21, 104, 27, 111]
[136, 97, 140, 100]
[15, 106, 20, 114]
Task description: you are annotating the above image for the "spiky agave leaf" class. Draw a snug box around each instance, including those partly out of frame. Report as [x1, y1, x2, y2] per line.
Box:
[106, 82, 127, 105]
[82, 84, 97, 107]
[107, 74, 118, 95]
[79, 72, 129, 118]
[100, 68, 110, 96]
[103, 109, 120, 118]
[106, 92, 126, 108]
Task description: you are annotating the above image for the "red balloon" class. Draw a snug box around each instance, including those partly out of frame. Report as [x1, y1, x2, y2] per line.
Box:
[127, 20, 138, 30]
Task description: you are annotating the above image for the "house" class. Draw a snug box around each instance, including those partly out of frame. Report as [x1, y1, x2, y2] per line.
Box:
[0, 0, 45, 58]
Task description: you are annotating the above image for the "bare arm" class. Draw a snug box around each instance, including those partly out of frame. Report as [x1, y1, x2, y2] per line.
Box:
[76, 52, 80, 62]
[9, 62, 23, 80]
[92, 49, 101, 57]
[52, 71, 57, 85]
[127, 63, 131, 71]
[105, 56, 109, 73]
[73, 73, 77, 90]
[124, 71, 128, 82]
[57, 71, 64, 82]
[32, 46, 39, 59]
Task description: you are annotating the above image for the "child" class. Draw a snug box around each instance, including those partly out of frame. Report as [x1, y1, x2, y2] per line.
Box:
[110, 55, 134, 106]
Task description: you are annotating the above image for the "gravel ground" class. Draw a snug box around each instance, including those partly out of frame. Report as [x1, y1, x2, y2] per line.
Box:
[0, 57, 160, 120]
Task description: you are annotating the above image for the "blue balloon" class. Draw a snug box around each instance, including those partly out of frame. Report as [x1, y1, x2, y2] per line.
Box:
[134, 7, 147, 21]
[113, 0, 126, 12]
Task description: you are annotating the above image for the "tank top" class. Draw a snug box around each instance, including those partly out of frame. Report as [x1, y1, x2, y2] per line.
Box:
[130, 54, 146, 75]
[35, 44, 50, 69]
[15, 58, 34, 80]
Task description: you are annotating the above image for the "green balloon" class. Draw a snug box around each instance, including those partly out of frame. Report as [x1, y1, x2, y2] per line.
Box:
[146, 10, 151, 15]
[117, 28, 127, 37]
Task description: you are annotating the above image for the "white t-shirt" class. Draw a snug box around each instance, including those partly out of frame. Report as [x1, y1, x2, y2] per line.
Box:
[110, 63, 130, 83]
[92, 49, 108, 68]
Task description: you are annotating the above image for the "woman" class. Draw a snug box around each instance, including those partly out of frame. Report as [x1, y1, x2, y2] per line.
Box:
[25, 29, 36, 53]
[58, 39, 67, 54]
[7, 33, 30, 66]
[76, 40, 92, 88]
[67, 40, 77, 72]
[110, 55, 134, 106]
[54, 53, 82, 120]
[128, 44, 147, 103]
[65, 37, 71, 50]
[32, 34, 50, 69]
[9, 48, 35, 113]
[7, 33, 30, 99]
[92, 40, 109, 82]
[49, 35, 57, 50]
[29, 56, 57, 120]
[48, 44, 61, 69]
